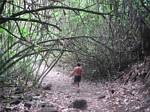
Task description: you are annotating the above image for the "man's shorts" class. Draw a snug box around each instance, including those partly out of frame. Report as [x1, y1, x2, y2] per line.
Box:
[74, 76, 81, 83]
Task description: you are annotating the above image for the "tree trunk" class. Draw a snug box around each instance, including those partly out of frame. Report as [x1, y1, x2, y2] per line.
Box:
[141, 22, 150, 56]
[0, 0, 6, 15]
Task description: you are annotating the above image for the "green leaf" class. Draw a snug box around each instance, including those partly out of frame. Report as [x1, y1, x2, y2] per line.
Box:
[8, 34, 13, 44]
[0, 28, 5, 33]
[9, 50, 16, 56]
[20, 27, 30, 38]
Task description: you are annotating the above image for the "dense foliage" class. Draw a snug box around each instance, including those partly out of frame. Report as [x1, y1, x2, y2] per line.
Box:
[0, 0, 149, 90]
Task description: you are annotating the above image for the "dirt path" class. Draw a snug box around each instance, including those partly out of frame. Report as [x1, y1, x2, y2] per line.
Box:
[34, 67, 147, 112]
[43, 67, 108, 111]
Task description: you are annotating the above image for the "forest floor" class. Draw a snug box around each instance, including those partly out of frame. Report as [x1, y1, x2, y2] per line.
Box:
[28, 66, 150, 112]
[1, 65, 150, 112]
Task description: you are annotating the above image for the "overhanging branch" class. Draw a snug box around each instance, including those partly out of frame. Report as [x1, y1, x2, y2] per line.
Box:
[0, 17, 61, 31]
[11, 6, 110, 18]
[0, 5, 111, 25]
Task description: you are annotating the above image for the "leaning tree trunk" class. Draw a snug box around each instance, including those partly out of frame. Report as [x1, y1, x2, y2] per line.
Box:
[141, 22, 150, 56]
[0, 0, 6, 15]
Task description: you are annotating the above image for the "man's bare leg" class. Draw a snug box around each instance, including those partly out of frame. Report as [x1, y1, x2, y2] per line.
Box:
[77, 82, 79, 87]
[77, 82, 80, 93]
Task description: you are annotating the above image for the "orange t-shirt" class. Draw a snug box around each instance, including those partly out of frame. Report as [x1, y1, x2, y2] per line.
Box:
[73, 66, 83, 76]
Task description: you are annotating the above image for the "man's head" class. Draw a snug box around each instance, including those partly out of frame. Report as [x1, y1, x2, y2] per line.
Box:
[77, 63, 81, 66]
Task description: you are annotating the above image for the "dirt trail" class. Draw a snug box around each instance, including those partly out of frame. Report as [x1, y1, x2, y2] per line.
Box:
[42, 67, 109, 111]
[37, 67, 147, 112]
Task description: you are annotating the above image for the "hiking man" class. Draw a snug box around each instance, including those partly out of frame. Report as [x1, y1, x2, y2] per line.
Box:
[70, 63, 84, 92]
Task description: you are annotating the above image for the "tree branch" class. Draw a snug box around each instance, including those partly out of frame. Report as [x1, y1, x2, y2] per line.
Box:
[0, 25, 34, 47]
[6, 5, 110, 20]
[0, 17, 61, 31]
